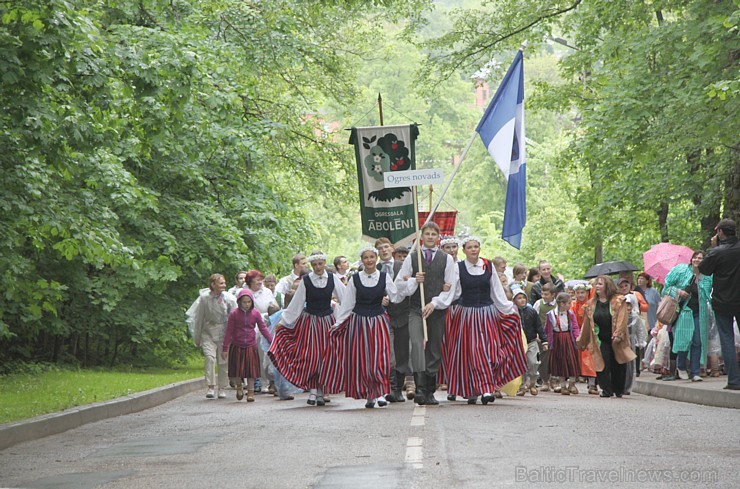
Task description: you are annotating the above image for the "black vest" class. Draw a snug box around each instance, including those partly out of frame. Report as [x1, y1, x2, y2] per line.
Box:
[458, 259, 494, 307]
[352, 272, 386, 317]
[303, 273, 335, 317]
[409, 249, 447, 308]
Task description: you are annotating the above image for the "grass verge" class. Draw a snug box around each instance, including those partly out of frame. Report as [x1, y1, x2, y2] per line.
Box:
[0, 361, 201, 425]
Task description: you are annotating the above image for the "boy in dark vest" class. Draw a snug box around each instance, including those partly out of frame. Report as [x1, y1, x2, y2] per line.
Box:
[395, 222, 456, 405]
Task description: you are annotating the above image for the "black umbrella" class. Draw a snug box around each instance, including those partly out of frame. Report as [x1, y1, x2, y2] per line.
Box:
[583, 260, 639, 279]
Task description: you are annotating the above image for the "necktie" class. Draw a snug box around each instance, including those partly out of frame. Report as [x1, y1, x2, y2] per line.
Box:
[424, 248, 433, 265]
[381, 261, 392, 275]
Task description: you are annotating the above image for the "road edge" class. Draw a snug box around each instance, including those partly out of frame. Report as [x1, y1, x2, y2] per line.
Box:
[0, 377, 203, 451]
[633, 378, 740, 409]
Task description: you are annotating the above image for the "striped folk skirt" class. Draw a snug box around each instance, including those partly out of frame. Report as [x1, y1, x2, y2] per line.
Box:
[441, 305, 501, 398]
[493, 311, 528, 387]
[268, 311, 333, 390]
[548, 331, 581, 378]
[438, 303, 461, 385]
[320, 312, 391, 400]
[227, 344, 261, 379]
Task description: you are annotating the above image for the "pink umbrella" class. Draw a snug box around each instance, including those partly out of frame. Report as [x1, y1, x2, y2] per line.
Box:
[643, 243, 695, 284]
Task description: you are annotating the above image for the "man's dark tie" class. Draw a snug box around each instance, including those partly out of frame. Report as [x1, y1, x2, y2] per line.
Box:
[424, 248, 433, 265]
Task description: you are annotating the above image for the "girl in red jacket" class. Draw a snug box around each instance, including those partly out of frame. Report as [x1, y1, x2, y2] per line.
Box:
[222, 289, 274, 402]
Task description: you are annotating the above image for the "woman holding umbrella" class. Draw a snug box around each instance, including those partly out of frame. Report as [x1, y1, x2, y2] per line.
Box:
[662, 251, 713, 382]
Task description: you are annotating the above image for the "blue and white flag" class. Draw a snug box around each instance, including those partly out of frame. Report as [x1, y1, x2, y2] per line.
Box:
[476, 51, 526, 249]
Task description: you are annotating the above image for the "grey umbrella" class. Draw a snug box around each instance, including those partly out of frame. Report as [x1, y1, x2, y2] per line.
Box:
[583, 260, 639, 279]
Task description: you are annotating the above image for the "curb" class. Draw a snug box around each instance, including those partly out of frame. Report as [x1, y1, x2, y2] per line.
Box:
[0, 377, 204, 451]
[633, 378, 740, 409]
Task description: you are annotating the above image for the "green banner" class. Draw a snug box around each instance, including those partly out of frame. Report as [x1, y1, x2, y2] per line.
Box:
[350, 124, 419, 246]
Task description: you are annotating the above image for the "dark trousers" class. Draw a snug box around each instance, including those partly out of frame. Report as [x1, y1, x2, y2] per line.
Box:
[392, 322, 411, 376]
[714, 311, 740, 387]
[538, 347, 551, 382]
[596, 341, 627, 396]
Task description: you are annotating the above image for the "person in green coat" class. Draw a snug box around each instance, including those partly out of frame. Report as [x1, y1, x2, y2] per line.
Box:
[662, 251, 713, 382]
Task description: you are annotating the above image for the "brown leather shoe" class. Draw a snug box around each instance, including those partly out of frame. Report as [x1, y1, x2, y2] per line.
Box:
[246, 389, 255, 402]
[568, 383, 579, 395]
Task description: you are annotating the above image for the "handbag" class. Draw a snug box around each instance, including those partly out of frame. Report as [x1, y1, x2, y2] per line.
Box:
[656, 294, 680, 325]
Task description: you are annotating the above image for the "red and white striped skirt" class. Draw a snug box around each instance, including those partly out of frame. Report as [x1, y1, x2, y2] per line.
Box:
[494, 311, 528, 386]
[227, 344, 261, 379]
[320, 312, 391, 400]
[268, 311, 333, 390]
[437, 303, 461, 385]
[441, 305, 502, 398]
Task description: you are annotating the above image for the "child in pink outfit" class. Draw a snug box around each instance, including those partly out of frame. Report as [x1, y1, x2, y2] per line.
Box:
[222, 289, 273, 402]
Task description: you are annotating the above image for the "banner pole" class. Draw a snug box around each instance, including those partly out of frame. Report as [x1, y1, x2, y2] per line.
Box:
[412, 185, 429, 343]
[378, 93, 384, 126]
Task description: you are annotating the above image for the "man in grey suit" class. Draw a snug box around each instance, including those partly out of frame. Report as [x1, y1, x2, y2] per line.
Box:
[395, 222, 456, 405]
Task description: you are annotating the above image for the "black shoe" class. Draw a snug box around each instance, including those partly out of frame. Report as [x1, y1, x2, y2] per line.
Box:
[415, 395, 426, 406]
[390, 391, 405, 402]
[615, 393, 623, 398]
[425, 393, 439, 405]
[599, 392, 612, 398]
[316, 398, 326, 407]
[467, 397, 477, 405]
[377, 398, 388, 407]
[365, 400, 375, 408]
[447, 394, 456, 401]
[724, 384, 740, 390]
[307, 399, 316, 406]
[481, 394, 495, 405]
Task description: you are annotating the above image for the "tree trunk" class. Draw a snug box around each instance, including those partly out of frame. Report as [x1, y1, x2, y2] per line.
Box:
[594, 238, 603, 264]
[725, 146, 740, 224]
[657, 201, 669, 242]
[83, 333, 89, 368]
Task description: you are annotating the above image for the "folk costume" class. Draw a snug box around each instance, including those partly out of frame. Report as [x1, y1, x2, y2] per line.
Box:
[440, 256, 527, 403]
[544, 308, 581, 394]
[223, 289, 273, 401]
[322, 256, 402, 407]
[380, 257, 412, 403]
[268, 266, 346, 406]
[395, 245, 456, 405]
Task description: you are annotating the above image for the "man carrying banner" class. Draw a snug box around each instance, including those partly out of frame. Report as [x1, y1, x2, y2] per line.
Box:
[396, 221, 456, 405]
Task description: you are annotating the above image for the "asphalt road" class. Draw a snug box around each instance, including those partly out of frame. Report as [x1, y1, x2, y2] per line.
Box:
[1, 387, 738, 488]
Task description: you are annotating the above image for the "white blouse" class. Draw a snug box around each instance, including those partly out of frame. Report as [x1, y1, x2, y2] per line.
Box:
[278, 272, 347, 327]
[333, 270, 402, 326]
[394, 248, 457, 309]
[444, 258, 516, 315]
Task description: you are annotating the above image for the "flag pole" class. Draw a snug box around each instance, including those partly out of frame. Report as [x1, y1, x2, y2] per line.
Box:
[412, 185, 429, 343]
[420, 131, 478, 228]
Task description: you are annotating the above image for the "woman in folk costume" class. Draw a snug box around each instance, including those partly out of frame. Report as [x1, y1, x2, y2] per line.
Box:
[544, 292, 581, 395]
[439, 236, 527, 405]
[662, 251, 713, 382]
[438, 235, 460, 401]
[577, 275, 636, 397]
[222, 289, 273, 402]
[268, 251, 346, 407]
[322, 245, 403, 408]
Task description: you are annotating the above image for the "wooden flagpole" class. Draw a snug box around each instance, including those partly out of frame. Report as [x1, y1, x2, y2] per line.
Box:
[412, 185, 429, 343]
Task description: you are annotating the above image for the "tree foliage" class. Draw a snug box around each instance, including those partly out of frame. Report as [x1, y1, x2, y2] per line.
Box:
[0, 0, 417, 366]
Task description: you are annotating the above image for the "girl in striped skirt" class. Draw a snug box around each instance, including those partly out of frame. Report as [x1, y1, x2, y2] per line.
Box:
[440, 236, 527, 405]
[222, 289, 273, 402]
[321, 245, 403, 408]
[268, 251, 346, 407]
[544, 293, 581, 395]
